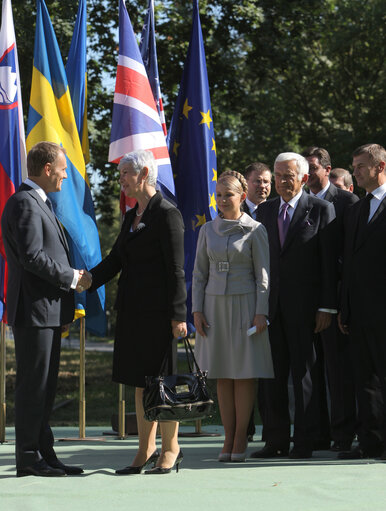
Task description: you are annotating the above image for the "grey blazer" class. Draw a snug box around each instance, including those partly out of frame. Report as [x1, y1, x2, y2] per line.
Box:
[1, 183, 75, 327]
[192, 213, 270, 315]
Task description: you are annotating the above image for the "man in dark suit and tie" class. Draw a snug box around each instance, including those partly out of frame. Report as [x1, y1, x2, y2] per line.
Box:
[339, 143, 386, 460]
[243, 162, 272, 219]
[1, 142, 91, 477]
[302, 147, 358, 452]
[251, 152, 336, 459]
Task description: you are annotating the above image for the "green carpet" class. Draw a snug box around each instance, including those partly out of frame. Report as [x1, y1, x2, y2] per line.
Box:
[1, 426, 385, 511]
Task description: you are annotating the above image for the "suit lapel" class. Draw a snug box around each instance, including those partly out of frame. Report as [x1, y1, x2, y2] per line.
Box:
[356, 195, 386, 250]
[266, 198, 281, 252]
[323, 183, 337, 204]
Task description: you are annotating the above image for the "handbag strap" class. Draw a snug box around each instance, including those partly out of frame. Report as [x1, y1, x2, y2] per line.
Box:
[157, 337, 205, 376]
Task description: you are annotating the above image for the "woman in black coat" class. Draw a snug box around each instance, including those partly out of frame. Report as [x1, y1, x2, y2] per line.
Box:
[90, 149, 187, 474]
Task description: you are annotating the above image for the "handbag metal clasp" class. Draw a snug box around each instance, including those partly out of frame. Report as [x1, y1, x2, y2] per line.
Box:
[217, 261, 229, 272]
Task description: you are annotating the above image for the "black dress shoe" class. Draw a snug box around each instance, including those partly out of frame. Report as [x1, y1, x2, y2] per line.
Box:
[330, 441, 352, 452]
[313, 440, 331, 451]
[46, 458, 84, 475]
[250, 445, 289, 458]
[144, 450, 183, 474]
[338, 447, 381, 460]
[289, 447, 312, 459]
[116, 450, 160, 475]
[17, 459, 66, 477]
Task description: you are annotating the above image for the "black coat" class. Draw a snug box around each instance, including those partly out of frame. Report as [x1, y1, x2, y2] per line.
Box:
[256, 191, 337, 323]
[90, 192, 187, 386]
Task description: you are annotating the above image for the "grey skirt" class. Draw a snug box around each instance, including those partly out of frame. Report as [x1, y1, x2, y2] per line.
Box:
[194, 293, 274, 379]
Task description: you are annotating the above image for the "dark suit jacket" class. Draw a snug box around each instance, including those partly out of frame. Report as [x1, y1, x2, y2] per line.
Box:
[242, 201, 253, 217]
[340, 195, 386, 326]
[323, 183, 359, 218]
[1, 183, 75, 327]
[256, 191, 337, 323]
[90, 191, 186, 321]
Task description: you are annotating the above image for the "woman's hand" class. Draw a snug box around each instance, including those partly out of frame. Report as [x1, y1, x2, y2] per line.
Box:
[171, 320, 187, 339]
[252, 314, 267, 335]
[193, 312, 210, 337]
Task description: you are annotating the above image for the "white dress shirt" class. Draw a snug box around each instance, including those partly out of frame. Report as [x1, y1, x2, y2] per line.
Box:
[368, 182, 386, 221]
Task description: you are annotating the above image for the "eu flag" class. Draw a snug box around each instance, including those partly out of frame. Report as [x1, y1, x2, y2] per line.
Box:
[167, 0, 217, 331]
[26, 0, 105, 335]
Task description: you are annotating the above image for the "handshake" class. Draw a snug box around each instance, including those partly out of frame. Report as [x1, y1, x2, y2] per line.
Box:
[76, 269, 93, 293]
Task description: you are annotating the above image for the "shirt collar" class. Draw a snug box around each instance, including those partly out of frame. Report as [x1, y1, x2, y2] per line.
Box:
[280, 188, 303, 209]
[245, 197, 258, 213]
[25, 178, 48, 203]
[310, 181, 330, 199]
[369, 182, 386, 201]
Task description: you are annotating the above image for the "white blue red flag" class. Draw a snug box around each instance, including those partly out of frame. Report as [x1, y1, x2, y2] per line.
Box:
[109, 0, 175, 212]
[139, 0, 167, 137]
[0, 0, 26, 322]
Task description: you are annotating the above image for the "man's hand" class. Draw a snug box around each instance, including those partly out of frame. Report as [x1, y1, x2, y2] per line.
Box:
[337, 312, 349, 335]
[193, 312, 210, 337]
[76, 270, 92, 293]
[314, 311, 332, 333]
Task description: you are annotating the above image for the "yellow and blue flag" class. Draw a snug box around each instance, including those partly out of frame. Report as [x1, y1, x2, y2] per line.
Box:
[167, 0, 217, 331]
[27, 0, 105, 335]
[65, 0, 89, 164]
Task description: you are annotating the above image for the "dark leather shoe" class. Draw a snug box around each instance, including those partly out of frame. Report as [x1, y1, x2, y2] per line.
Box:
[46, 458, 84, 475]
[313, 440, 331, 451]
[289, 447, 312, 459]
[338, 447, 381, 460]
[379, 450, 386, 460]
[17, 459, 66, 477]
[250, 445, 289, 458]
[330, 441, 352, 452]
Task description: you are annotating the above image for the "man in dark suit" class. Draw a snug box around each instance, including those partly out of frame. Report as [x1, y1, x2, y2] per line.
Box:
[243, 162, 272, 219]
[338, 143, 386, 460]
[1, 142, 91, 477]
[302, 147, 358, 452]
[251, 152, 336, 459]
[242, 162, 272, 441]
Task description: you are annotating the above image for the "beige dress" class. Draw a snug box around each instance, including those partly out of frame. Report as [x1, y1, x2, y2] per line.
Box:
[192, 214, 274, 379]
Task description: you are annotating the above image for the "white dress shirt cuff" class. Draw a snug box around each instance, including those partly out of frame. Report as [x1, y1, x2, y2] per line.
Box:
[318, 308, 337, 314]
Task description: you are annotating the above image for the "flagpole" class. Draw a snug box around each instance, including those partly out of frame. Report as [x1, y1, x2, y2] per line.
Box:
[0, 322, 6, 443]
[118, 384, 126, 439]
[79, 316, 86, 438]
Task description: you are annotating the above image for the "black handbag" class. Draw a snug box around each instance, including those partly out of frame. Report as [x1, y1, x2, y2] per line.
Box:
[143, 337, 214, 422]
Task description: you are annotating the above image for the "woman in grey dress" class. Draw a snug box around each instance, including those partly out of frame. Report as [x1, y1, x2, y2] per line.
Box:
[192, 171, 273, 462]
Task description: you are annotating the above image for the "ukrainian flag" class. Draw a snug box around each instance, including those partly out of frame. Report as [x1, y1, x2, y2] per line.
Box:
[26, 0, 105, 335]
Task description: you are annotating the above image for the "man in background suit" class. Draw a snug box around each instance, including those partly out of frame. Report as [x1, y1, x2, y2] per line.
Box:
[1, 142, 92, 477]
[251, 152, 336, 459]
[330, 168, 355, 193]
[243, 162, 272, 219]
[302, 147, 358, 452]
[242, 162, 272, 440]
[339, 143, 386, 460]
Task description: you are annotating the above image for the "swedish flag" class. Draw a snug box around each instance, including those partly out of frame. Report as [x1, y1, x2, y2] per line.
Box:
[26, 0, 105, 335]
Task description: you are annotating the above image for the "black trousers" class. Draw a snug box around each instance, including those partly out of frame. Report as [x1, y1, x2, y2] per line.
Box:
[349, 323, 385, 453]
[316, 316, 357, 444]
[13, 326, 62, 468]
[260, 306, 320, 451]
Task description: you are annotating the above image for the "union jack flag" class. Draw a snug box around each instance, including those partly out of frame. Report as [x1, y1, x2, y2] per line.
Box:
[140, 0, 167, 137]
[109, 0, 175, 212]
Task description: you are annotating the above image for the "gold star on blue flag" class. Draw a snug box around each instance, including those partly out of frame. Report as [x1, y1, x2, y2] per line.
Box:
[167, 0, 217, 331]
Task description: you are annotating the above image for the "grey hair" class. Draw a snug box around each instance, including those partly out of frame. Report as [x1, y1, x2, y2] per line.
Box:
[118, 149, 158, 186]
[274, 152, 309, 180]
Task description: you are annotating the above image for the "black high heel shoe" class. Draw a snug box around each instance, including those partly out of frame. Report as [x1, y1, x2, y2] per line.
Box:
[144, 450, 183, 474]
[115, 450, 160, 475]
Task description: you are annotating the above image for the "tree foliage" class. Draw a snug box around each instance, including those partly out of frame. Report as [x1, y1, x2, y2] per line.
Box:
[11, 0, 386, 222]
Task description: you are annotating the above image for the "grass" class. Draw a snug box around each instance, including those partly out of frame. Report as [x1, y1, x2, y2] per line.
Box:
[3, 335, 261, 428]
